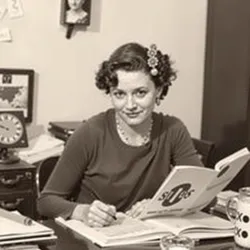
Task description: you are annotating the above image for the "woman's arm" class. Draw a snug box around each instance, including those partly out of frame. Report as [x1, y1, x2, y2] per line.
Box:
[37, 122, 92, 219]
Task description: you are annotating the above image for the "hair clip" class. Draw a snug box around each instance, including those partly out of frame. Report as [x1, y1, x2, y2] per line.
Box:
[147, 44, 159, 76]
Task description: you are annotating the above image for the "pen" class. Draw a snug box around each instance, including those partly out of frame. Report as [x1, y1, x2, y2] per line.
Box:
[99, 205, 117, 220]
[108, 212, 117, 220]
[0, 207, 33, 226]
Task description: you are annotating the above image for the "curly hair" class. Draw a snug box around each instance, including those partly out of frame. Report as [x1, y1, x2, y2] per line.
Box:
[95, 42, 177, 100]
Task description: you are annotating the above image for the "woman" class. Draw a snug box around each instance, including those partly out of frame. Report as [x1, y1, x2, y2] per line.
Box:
[66, 0, 88, 24]
[37, 42, 203, 227]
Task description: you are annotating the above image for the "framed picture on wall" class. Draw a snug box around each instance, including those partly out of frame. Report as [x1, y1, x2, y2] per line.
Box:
[0, 68, 34, 123]
[61, 0, 92, 25]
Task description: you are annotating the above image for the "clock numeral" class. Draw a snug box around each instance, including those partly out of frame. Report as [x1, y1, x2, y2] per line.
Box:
[16, 126, 22, 131]
[3, 137, 8, 143]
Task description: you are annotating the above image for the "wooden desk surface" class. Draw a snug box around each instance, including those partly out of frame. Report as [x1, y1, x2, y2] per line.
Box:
[43, 220, 239, 250]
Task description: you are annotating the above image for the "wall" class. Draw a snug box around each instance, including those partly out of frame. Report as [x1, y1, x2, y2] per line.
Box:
[0, 0, 207, 137]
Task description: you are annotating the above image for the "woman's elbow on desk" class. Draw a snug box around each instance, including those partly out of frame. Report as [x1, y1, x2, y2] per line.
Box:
[37, 194, 77, 219]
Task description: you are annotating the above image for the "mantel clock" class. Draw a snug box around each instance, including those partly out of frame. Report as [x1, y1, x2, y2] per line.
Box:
[0, 111, 28, 164]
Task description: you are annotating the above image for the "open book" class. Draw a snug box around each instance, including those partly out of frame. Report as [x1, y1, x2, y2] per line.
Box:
[139, 147, 250, 219]
[56, 211, 234, 247]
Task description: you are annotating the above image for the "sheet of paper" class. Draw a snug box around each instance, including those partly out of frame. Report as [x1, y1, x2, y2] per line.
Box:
[0, 28, 12, 42]
[7, 0, 23, 19]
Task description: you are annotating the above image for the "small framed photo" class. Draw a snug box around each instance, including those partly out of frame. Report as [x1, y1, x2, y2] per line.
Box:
[0, 68, 34, 123]
[61, 0, 91, 25]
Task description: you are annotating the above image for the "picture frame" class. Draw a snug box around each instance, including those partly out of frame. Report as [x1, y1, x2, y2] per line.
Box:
[61, 0, 91, 26]
[0, 68, 34, 123]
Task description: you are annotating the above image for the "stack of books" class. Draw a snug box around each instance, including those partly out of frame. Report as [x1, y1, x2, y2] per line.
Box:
[212, 190, 238, 215]
[0, 208, 57, 247]
[48, 121, 82, 142]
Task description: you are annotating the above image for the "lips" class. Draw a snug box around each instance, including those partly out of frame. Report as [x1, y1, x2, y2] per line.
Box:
[125, 112, 141, 118]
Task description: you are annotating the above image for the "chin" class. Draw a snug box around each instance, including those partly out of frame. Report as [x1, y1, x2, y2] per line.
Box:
[122, 116, 146, 126]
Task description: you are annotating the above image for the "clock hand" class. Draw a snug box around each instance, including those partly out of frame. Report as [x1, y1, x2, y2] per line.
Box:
[0, 124, 9, 131]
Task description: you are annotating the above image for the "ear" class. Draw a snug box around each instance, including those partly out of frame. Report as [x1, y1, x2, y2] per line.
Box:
[156, 87, 163, 98]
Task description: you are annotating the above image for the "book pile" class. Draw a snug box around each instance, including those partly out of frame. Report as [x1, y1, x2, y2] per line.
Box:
[48, 121, 82, 142]
[0, 208, 57, 247]
[212, 190, 238, 215]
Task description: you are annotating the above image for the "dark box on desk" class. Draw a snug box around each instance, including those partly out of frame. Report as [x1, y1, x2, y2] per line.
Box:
[48, 121, 83, 141]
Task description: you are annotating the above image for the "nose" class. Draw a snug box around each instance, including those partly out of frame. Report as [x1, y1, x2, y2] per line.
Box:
[126, 95, 137, 110]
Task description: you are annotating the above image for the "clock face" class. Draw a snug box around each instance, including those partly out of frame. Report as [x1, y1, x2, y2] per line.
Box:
[0, 113, 24, 145]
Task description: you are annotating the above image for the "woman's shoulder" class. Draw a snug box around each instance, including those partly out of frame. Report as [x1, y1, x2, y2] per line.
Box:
[154, 112, 186, 130]
[86, 109, 111, 125]
[79, 109, 112, 134]
[68, 110, 111, 144]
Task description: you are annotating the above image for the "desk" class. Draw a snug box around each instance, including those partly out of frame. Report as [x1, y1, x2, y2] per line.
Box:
[0, 160, 37, 219]
[43, 220, 240, 250]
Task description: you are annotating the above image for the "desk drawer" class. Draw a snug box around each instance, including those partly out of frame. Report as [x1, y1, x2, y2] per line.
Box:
[0, 170, 34, 192]
[0, 192, 36, 218]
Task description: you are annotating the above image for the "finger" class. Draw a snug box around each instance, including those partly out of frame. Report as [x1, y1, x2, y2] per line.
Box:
[95, 201, 117, 219]
[90, 201, 116, 224]
[87, 218, 104, 228]
[88, 210, 107, 225]
[130, 202, 146, 218]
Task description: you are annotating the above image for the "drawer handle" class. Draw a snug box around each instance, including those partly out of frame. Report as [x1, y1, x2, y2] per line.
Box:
[0, 198, 24, 210]
[0, 174, 23, 186]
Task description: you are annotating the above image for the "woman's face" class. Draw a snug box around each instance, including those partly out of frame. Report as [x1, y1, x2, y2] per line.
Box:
[67, 0, 85, 10]
[110, 70, 161, 127]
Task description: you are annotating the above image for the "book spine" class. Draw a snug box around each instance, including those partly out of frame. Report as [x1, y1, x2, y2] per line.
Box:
[48, 128, 70, 142]
[48, 123, 71, 134]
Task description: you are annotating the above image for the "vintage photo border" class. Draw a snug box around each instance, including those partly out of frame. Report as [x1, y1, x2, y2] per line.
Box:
[0, 68, 34, 123]
[61, 0, 92, 26]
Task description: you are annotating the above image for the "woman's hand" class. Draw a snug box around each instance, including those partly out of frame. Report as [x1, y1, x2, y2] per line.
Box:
[71, 200, 116, 227]
[125, 199, 150, 218]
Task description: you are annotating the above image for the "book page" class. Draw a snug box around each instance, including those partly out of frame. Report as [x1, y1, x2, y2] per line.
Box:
[146, 211, 233, 236]
[187, 148, 250, 213]
[139, 166, 216, 219]
[57, 213, 155, 239]
[94, 214, 156, 238]
[214, 147, 249, 171]
[56, 213, 165, 246]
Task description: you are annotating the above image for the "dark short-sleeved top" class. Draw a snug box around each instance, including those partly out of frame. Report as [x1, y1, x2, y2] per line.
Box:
[37, 109, 203, 218]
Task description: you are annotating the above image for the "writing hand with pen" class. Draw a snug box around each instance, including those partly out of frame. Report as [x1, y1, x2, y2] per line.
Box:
[71, 200, 117, 227]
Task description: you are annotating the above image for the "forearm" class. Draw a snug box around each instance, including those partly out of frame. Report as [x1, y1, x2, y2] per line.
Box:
[37, 194, 79, 219]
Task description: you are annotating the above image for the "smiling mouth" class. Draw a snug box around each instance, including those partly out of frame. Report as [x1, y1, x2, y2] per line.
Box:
[125, 112, 141, 117]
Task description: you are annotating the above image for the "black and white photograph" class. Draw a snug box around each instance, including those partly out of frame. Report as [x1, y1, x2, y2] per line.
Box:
[1, 1, 250, 249]
[61, 0, 91, 25]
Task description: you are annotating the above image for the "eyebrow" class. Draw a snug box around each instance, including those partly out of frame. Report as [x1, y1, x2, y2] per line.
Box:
[113, 87, 148, 92]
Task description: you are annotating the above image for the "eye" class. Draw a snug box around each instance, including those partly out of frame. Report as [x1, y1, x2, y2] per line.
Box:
[135, 89, 148, 98]
[112, 90, 126, 99]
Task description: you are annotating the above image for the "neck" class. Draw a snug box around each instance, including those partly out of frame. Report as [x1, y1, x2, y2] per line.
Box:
[72, 8, 83, 14]
[115, 113, 153, 146]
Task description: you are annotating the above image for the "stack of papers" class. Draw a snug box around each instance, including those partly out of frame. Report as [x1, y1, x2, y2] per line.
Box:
[213, 190, 238, 214]
[18, 134, 65, 164]
[0, 210, 56, 246]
